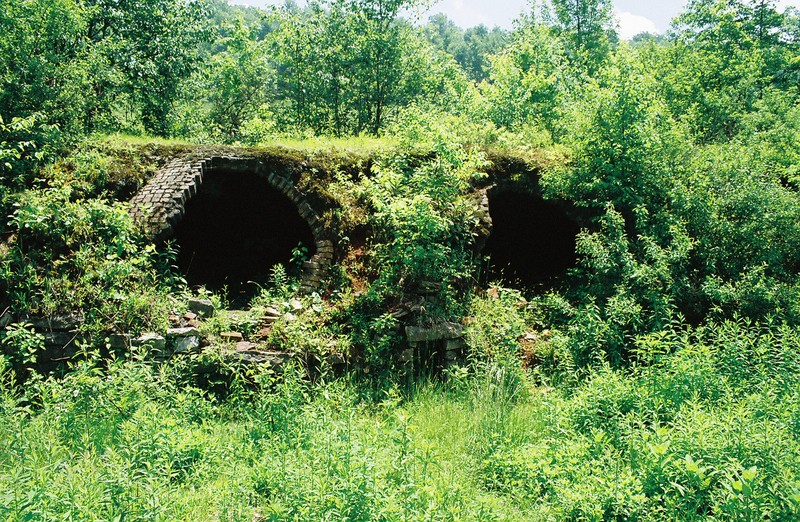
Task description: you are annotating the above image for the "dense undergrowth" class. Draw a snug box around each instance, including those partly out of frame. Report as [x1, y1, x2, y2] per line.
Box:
[3, 309, 800, 520]
[1, 124, 800, 520]
[3, 0, 800, 519]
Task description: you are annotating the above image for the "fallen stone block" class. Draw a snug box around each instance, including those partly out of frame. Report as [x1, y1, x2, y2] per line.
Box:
[107, 334, 130, 350]
[405, 322, 464, 343]
[235, 341, 256, 352]
[25, 313, 84, 331]
[254, 327, 272, 339]
[0, 310, 13, 329]
[132, 333, 166, 351]
[167, 327, 200, 338]
[173, 336, 200, 354]
[445, 338, 466, 353]
[220, 331, 244, 343]
[232, 351, 292, 366]
[187, 298, 215, 317]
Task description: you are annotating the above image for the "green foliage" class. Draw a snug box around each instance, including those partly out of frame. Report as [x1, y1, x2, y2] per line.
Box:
[664, 0, 797, 143]
[422, 14, 508, 82]
[0, 114, 51, 220]
[466, 288, 529, 359]
[363, 123, 487, 315]
[548, 49, 689, 217]
[205, 21, 274, 142]
[0, 0, 211, 143]
[266, 0, 468, 136]
[0, 0, 86, 140]
[268, 0, 402, 135]
[481, 21, 568, 136]
[564, 206, 694, 365]
[549, 0, 615, 75]
[0, 186, 176, 336]
[0, 323, 45, 368]
[0, 114, 47, 179]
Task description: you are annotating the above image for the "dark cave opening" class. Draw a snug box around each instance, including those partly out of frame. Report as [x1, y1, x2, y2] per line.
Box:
[173, 170, 316, 306]
[483, 190, 580, 290]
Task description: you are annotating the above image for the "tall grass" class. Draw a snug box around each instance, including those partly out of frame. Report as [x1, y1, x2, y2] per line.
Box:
[2, 313, 799, 521]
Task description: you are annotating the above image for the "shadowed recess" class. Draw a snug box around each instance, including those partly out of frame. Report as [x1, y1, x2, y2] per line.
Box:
[174, 169, 316, 304]
[484, 190, 579, 289]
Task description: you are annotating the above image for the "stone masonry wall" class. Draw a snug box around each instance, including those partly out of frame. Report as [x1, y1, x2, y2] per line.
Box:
[129, 153, 334, 294]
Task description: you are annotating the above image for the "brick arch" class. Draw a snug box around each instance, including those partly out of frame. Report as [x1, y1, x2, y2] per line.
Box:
[129, 154, 334, 294]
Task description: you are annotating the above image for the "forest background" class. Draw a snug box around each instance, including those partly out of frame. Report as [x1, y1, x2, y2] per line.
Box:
[2, 0, 800, 520]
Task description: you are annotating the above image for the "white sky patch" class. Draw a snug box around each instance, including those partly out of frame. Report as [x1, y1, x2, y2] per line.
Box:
[430, 0, 511, 29]
[615, 10, 658, 40]
[226, 1, 800, 33]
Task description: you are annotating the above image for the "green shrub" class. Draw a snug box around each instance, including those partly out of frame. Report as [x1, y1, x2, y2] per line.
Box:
[0, 322, 44, 368]
[2, 186, 176, 343]
[569, 368, 639, 439]
[363, 127, 487, 317]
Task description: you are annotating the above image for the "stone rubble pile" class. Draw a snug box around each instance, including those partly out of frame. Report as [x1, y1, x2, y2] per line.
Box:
[7, 292, 467, 372]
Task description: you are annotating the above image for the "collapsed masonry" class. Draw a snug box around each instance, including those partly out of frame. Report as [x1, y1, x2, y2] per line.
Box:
[128, 154, 335, 295]
[101, 148, 578, 370]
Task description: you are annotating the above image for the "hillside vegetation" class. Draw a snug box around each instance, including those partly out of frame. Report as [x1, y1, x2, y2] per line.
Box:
[2, 0, 800, 520]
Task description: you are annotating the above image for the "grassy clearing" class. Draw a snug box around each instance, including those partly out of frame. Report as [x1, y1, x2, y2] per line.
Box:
[264, 135, 398, 155]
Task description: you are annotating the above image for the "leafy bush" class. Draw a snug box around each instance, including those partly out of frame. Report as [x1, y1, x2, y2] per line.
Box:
[0, 323, 44, 368]
[1, 187, 177, 336]
[364, 122, 487, 315]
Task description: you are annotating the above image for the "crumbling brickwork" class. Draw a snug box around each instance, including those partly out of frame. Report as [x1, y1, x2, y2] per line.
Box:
[129, 153, 334, 294]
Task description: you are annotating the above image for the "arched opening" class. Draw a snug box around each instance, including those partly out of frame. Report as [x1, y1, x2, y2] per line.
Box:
[173, 169, 316, 306]
[483, 190, 580, 290]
